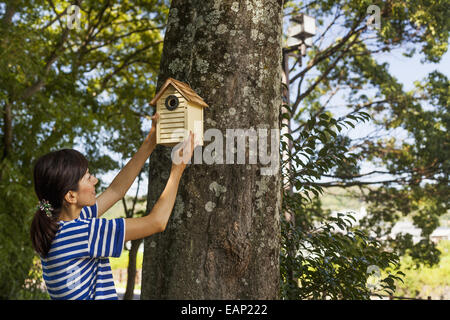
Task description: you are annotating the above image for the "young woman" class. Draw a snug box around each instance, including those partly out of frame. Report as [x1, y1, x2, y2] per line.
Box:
[30, 114, 195, 300]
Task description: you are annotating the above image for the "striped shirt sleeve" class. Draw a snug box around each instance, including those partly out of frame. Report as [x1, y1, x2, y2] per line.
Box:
[87, 218, 125, 258]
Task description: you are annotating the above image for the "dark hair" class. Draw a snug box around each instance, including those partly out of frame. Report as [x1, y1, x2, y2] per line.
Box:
[30, 149, 89, 257]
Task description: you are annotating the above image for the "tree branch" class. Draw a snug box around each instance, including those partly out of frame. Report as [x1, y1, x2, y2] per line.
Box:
[295, 29, 364, 104]
[20, 28, 70, 101]
[302, 178, 407, 188]
[290, 16, 367, 84]
[99, 42, 162, 92]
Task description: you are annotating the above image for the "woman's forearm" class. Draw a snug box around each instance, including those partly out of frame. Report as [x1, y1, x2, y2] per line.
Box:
[124, 167, 183, 241]
[109, 135, 156, 197]
[123, 132, 194, 241]
[149, 167, 183, 230]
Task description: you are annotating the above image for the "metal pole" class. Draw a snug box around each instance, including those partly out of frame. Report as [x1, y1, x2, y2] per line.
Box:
[281, 48, 292, 221]
[281, 47, 302, 215]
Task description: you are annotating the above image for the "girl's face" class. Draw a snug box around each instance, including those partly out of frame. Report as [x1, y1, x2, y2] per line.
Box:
[77, 168, 98, 207]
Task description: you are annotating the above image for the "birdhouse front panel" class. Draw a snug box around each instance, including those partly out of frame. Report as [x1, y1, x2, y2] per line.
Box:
[156, 86, 188, 146]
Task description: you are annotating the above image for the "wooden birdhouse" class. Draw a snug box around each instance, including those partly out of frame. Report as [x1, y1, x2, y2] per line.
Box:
[149, 78, 208, 147]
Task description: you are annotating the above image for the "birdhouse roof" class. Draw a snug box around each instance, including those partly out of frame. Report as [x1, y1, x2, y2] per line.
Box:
[149, 78, 208, 108]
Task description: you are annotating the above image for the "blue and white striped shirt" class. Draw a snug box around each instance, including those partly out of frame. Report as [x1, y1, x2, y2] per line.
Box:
[41, 202, 125, 300]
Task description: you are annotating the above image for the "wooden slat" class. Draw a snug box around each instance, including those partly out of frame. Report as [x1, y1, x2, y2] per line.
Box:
[157, 108, 186, 115]
[160, 128, 187, 134]
[160, 129, 186, 136]
[160, 117, 185, 124]
[160, 135, 184, 139]
[159, 122, 184, 129]
[160, 112, 186, 119]
[160, 137, 184, 143]
[160, 136, 184, 142]
[160, 128, 186, 135]
[160, 142, 183, 146]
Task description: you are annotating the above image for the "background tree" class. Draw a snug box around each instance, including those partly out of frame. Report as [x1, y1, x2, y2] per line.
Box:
[80, 167, 149, 300]
[141, 0, 283, 299]
[0, 0, 168, 299]
[120, 165, 147, 300]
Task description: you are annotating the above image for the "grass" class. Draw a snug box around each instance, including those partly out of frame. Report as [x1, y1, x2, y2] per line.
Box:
[110, 250, 144, 292]
[110, 250, 143, 270]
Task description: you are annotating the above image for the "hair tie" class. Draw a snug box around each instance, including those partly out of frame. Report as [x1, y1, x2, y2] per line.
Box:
[37, 199, 54, 218]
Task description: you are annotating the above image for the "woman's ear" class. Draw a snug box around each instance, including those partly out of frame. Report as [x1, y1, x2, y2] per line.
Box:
[64, 190, 77, 205]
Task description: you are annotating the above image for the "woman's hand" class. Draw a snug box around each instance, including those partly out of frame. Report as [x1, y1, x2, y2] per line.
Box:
[171, 131, 196, 176]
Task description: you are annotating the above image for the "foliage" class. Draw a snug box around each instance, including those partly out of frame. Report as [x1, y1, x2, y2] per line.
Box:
[280, 108, 404, 299]
[0, 0, 168, 299]
[0, 158, 44, 299]
[15, 256, 50, 300]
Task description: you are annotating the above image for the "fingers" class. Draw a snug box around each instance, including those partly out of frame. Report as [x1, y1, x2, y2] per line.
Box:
[145, 112, 159, 121]
[171, 131, 198, 168]
[179, 131, 195, 160]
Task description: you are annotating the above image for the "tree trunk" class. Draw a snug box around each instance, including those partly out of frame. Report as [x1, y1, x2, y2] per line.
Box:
[123, 239, 142, 300]
[142, 0, 283, 299]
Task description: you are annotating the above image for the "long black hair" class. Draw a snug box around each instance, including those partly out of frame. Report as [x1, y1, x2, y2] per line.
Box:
[30, 149, 89, 257]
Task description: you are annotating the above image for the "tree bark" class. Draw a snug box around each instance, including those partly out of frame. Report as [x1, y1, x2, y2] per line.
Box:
[142, 0, 283, 299]
[2, 102, 13, 161]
